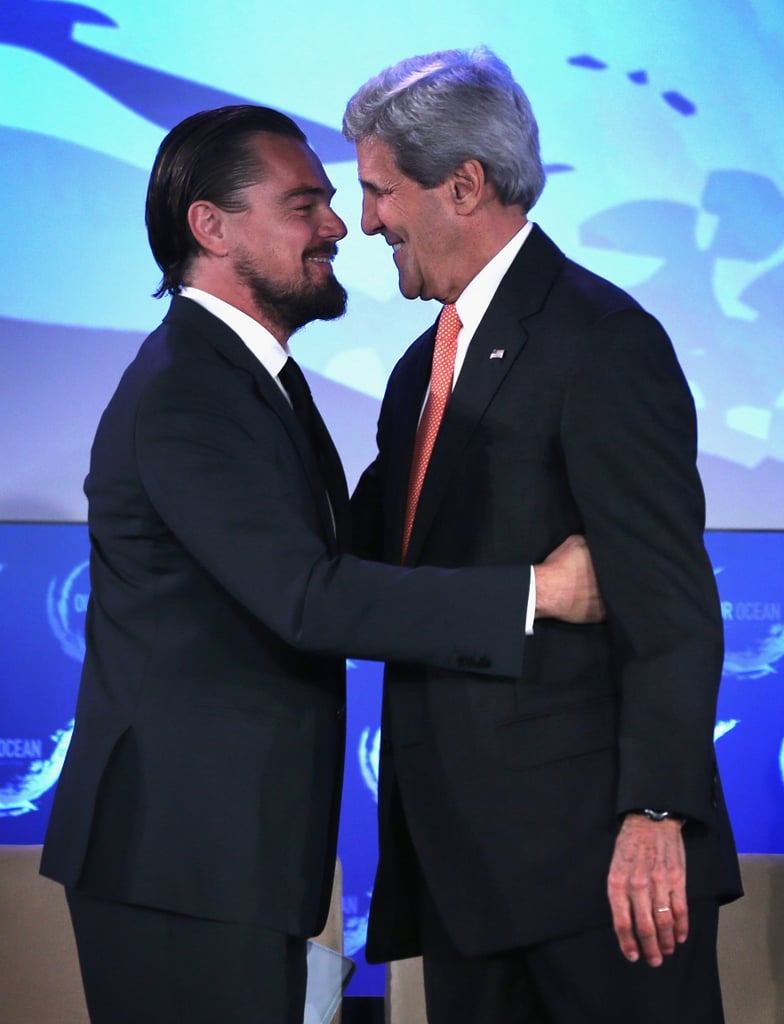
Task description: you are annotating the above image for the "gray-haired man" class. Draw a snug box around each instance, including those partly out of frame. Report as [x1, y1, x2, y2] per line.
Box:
[345, 46, 740, 1024]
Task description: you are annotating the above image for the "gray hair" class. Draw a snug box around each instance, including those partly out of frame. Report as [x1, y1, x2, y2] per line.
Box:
[342, 46, 545, 212]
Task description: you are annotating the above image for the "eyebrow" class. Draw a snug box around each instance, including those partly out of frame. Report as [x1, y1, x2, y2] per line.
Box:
[360, 178, 388, 195]
[281, 185, 336, 202]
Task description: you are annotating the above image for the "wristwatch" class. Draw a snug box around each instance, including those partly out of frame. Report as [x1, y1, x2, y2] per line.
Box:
[635, 808, 686, 823]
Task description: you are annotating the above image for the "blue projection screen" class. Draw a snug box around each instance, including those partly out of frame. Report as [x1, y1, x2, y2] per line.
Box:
[1, 0, 783, 524]
[1, 0, 783, 998]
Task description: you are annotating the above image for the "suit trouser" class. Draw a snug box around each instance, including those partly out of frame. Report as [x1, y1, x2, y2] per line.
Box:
[66, 887, 307, 1024]
[418, 877, 725, 1024]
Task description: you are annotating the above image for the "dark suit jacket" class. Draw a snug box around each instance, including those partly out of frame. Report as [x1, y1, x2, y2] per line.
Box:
[353, 225, 742, 961]
[40, 296, 532, 940]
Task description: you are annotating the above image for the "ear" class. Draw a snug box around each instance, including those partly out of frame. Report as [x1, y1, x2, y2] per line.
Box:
[449, 159, 486, 215]
[187, 200, 230, 257]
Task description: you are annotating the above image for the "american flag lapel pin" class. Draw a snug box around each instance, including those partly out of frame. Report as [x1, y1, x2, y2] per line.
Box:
[489, 348, 505, 360]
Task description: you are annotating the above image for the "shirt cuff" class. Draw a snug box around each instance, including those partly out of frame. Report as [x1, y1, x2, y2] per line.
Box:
[525, 567, 536, 635]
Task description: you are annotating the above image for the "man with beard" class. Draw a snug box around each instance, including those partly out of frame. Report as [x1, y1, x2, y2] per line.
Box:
[40, 105, 603, 1023]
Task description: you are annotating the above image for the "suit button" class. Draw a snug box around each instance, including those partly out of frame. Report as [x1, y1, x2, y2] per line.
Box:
[336, 705, 346, 720]
[457, 654, 490, 668]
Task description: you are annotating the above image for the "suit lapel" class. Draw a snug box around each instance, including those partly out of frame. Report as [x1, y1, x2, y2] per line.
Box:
[245, 363, 349, 553]
[166, 297, 346, 550]
[310, 402, 351, 549]
[405, 305, 528, 564]
[386, 326, 437, 561]
[404, 226, 566, 563]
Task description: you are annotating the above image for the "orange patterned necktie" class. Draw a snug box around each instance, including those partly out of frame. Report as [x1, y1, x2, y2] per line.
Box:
[402, 303, 462, 560]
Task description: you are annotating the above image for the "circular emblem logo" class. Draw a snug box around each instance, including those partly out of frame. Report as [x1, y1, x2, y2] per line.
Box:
[0, 557, 87, 820]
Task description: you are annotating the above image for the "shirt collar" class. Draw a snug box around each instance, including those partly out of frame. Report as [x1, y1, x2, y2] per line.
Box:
[179, 286, 290, 379]
[454, 220, 534, 341]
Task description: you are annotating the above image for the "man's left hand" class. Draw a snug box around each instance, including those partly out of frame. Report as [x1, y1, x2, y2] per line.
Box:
[607, 813, 688, 967]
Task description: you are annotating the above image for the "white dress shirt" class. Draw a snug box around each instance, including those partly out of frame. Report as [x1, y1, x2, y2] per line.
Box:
[425, 220, 537, 630]
[179, 286, 290, 397]
[452, 219, 533, 386]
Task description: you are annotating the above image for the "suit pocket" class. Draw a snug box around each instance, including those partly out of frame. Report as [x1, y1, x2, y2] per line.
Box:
[494, 695, 615, 771]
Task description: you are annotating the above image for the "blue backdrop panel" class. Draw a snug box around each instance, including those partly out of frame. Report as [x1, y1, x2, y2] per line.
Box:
[707, 531, 784, 854]
[1, 524, 783, 994]
[0, 524, 86, 839]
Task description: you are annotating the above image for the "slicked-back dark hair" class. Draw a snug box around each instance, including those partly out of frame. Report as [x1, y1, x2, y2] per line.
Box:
[145, 105, 306, 297]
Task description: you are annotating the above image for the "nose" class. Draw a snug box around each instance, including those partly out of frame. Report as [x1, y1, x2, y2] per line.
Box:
[321, 206, 347, 242]
[360, 193, 382, 236]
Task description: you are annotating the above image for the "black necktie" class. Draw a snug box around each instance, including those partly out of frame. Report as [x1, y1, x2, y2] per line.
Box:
[279, 358, 345, 536]
[279, 357, 318, 442]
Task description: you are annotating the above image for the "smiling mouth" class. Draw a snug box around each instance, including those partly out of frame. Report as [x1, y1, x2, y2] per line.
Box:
[305, 245, 338, 265]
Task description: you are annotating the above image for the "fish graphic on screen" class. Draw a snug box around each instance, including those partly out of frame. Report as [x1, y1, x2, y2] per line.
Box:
[0, 0, 353, 161]
[2, 1, 576, 173]
[0, 722, 73, 817]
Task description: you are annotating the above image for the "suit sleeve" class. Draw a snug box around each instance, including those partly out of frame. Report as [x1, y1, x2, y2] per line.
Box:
[134, 360, 528, 678]
[561, 308, 723, 825]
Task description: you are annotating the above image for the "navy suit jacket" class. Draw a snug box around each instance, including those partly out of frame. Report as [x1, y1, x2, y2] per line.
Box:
[41, 296, 532, 939]
[353, 225, 742, 959]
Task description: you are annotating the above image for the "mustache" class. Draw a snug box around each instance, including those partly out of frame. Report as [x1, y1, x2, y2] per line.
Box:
[303, 244, 339, 260]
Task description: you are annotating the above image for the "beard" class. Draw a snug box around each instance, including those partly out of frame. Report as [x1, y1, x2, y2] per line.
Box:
[233, 247, 347, 337]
